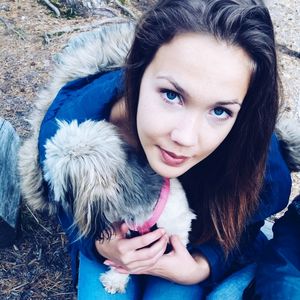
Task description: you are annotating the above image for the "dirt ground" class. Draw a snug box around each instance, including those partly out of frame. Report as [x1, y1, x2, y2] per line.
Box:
[0, 0, 299, 299]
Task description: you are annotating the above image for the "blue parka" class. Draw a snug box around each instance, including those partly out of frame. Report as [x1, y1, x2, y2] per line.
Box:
[38, 69, 292, 286]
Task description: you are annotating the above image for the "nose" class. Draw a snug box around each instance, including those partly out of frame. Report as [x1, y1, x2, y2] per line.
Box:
[170, 115, 199, 147]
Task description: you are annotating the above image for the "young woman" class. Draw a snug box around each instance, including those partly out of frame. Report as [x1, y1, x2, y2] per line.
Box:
[18, 0, 292, 299]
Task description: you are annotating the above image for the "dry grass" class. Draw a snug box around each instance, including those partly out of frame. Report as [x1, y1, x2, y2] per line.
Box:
[0, 205, 75, 299]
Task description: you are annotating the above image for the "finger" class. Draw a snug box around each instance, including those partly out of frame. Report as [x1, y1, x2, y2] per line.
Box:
[169, 235, 186, 254]
[118, 235, 168, 272]
[132, 233, 168, 261]
[110, 222, 128, 239]
[127, 246, 167, 273]
[103, 260, 115, 266]
[127, 228, 166, 250]
[119, 223, 130, 237]
[114, 267, 130, 274]
[105, 234, 168, 271]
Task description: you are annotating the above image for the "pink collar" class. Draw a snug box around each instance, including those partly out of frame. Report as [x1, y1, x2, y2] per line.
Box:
[129, 178, 170, 234]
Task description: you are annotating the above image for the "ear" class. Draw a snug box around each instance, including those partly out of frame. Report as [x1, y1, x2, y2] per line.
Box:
[43, 120, 127, 238]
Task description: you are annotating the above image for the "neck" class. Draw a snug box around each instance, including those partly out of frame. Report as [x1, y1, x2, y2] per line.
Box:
[109, 97, 138, 148]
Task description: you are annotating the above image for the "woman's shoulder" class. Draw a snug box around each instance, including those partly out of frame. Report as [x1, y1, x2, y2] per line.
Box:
[18, 22, 134, 213]
[36, 21, 135, 160]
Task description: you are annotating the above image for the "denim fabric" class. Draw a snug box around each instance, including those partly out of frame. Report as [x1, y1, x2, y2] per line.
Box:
[205, 223, 275, 300]
[78, 253, 205, 300]
[207, 263, 256, 300]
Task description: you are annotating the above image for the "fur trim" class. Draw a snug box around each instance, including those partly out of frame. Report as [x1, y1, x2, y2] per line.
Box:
[275, 119, 300, 172]
[18, 22, 134, 213]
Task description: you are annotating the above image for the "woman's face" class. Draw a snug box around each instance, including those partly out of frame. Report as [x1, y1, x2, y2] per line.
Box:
[136, 33, 252, 178]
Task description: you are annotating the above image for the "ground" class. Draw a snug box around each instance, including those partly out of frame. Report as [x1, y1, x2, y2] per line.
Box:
[0, 1, 299, 299]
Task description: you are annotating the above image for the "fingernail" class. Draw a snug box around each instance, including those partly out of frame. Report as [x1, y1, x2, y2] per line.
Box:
[103, 260, 110, 266]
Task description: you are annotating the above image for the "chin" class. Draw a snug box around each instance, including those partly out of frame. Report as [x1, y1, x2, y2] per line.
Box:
[149, 162, 190, 179]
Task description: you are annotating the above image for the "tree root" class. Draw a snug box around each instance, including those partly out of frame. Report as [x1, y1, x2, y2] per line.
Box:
[277, 44, 300, 60]
[41, 0, 61, 18]
[114, 0, 138, 20]
[0, 16, 26, 40]
[43, 17, 129, 43]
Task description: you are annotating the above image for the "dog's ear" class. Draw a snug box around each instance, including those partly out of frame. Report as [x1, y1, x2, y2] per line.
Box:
[43, 119, 127, 239]
[90, 201, 115, 240]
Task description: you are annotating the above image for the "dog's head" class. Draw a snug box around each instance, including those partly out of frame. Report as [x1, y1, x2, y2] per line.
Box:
[44, 120, 130, 239]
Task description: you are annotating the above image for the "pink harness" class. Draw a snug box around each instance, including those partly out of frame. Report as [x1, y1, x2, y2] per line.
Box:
[128, 178, 170, 234]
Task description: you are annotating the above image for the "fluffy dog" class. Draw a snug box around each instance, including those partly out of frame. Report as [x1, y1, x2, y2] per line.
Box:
[43, 119, 196, 294]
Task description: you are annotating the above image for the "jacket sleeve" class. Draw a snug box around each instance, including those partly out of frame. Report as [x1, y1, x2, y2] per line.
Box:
[191, 135, 292, 285]
[38, 70, 124, 283]
[38, 69, 124, 164]
[248, 196, 300, 299]
[56, 204, 105, 284]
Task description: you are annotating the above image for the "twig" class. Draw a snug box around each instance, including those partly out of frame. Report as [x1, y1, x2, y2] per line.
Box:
[44, 17, 128, 41]
[0, 261, 16, 265]
[114, 0, 137, 19]
[52, 292, 76, 296]
[25, 204, 53, 235]
[0, 16, 26, 40]
[11, 282, 30, 291]
[277, 43, 300, 59]
[41, 0, 61, 18]
[0, 16, 10, 29]
[94, 7, 119, 17]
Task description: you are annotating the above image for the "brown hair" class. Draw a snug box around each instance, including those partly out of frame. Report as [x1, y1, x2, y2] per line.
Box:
[125, 0, 279, 254]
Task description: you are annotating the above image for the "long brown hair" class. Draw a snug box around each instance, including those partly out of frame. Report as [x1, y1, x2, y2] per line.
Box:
[125, 0, 279, 254]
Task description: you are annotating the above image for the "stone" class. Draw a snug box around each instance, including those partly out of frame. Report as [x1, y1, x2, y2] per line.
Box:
[0, 118, 21, 248]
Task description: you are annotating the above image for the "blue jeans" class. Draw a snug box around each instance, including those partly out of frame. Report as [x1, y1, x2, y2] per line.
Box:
[78, 222, 274, 299]
[206, 263, 256, 300]
[77, 253, 205, 300]
[206, 221, 274, 300]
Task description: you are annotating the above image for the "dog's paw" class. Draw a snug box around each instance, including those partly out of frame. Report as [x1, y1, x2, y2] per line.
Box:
[100, 269, 130, 294]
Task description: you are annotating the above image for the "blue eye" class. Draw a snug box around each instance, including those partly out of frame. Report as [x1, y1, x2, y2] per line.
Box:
[212, 107, 232, 119]
[214, 107, 225, 116]
[161, 89, 181, 104]
[166, 91, 177, 100]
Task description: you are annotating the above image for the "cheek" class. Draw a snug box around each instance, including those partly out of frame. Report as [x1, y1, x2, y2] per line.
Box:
[137, 91, 168, 141]
[196, 123, 234, 158]
[137, 102, 160, 142]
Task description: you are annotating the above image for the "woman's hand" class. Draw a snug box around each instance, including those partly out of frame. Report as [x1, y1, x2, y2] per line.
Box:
[95, 223, 168, 272]
[108, 234, 211, 285]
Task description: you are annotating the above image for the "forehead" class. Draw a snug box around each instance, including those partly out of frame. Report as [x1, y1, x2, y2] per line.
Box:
[146, 32, 252, 101]
[155, 32, 252, 70]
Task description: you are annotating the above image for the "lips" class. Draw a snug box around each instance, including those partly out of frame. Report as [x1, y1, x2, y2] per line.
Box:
[159, 147, 189, 166]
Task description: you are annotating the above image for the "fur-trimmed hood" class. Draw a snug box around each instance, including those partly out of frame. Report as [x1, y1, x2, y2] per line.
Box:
[19, 21, 300, 216]
[275, 119, 300, 172]
[18, 21, 135, 214]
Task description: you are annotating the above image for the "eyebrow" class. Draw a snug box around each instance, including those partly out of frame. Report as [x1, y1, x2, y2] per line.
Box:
[157, 75, 242, 107]
[157, 75, 191, 98]
[215, 101, 242, 107]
